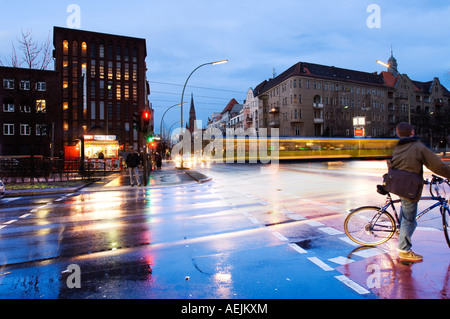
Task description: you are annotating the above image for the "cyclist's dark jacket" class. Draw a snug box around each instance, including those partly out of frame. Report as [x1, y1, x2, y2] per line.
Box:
[389, 137, 450, 201]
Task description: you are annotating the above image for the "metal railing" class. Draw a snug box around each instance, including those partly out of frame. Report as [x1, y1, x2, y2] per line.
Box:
[0, 158, 115, 183]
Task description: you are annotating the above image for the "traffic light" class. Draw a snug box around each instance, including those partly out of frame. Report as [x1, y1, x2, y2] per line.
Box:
[132, 112, 141, 132]
[147, 135, 154, 143]
[142, 109, 152, 133]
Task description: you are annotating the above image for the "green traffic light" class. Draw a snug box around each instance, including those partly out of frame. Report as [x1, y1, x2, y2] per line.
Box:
[147, 136, 154, 143]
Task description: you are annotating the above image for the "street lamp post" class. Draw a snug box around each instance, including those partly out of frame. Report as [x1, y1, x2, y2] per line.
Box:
[376, 60, 411, 124]
[179, 59, 228, 169]
[159, 103, 186, 161]
[160, 102, 187, 139]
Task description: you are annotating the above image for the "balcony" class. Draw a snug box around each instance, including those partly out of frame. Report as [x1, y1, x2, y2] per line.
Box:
[314, 118, 324, 124]
[246, 117, 254, 123]
[313, 103, 324, 109]
[268, 119, 280, 128]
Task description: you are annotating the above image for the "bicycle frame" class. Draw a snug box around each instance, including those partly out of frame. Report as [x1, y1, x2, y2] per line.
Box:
[345, 175, 450, 247]
[383, 194, 449, 227]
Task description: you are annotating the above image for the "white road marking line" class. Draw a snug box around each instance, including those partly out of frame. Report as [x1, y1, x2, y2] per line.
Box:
[305, 220, 325, 227]
[353, 248, 387, 258]
[339, 236, 360, 247]
[416, 226, 439, 232]
[0, 197, 22, 203]
[319, 227, 344, 236]
[3, 220, 18, 225]
[0, 225, 6, 230]
[19, 213, 31, 219]
[271, 231, 289, 241]
[308, 257, 334, 271]
[335, 275, 370, 295]
[249, 217, 260, 225]
[287, 214, 306, 221]
[328, 256, 354, 265]
[288, 243, 307, 254]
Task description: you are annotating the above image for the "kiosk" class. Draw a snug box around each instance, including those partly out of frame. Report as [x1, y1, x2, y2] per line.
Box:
[64, 135, 122, 171]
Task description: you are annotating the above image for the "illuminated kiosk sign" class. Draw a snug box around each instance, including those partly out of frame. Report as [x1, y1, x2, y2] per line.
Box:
[353, 117, 366, 138]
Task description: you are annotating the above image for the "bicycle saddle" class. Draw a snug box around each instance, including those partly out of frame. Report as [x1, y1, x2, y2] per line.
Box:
[377, 184, 389, 195]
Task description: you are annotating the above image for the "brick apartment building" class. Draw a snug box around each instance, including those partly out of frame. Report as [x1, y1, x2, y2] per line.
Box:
[0, 66, 61, 157]
[53, 26, 151, 151]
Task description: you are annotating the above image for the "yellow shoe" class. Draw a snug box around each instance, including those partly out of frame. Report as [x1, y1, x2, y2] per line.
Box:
[398, 250, 423, 262]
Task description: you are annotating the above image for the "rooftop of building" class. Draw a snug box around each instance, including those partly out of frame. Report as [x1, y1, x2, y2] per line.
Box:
[253, 61, 450, 97]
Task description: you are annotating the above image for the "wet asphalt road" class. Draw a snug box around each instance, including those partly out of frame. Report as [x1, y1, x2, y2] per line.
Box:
[0, 161, 448, 299]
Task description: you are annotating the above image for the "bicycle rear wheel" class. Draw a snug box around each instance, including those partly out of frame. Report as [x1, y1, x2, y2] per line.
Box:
[344, 206, 396, 246]
[442, 206, 450, 248]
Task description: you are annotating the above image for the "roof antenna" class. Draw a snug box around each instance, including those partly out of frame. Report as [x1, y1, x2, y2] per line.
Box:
[272, 68, 277, 78]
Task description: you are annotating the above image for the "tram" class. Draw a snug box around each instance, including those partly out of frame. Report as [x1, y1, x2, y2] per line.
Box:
[220, 137, 397, 162]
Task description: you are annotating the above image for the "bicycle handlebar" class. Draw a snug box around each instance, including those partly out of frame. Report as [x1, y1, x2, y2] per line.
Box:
[424, 175, 449, 185]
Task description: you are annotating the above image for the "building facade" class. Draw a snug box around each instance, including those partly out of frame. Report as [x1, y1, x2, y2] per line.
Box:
[53, 27, 150, 151]
[0, 66, 62, 157]
[242, 88, 259, 133]
[253, 58, 450, 140]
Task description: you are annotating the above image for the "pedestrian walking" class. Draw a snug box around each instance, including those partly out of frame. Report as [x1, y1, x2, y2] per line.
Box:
[126, 146, 142, 187]
[156, 152, 162, 169]
[389, 122, 450, 262]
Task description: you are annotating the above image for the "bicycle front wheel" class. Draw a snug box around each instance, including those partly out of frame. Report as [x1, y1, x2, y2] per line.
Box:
[442, 206, 450, 248]
[344, 206, 396, 246]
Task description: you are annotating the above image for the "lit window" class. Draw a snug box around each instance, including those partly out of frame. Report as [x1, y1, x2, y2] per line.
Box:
[124, 63, 129, 81]
[36, 100, 46, 113]
[82, 42, 87, 57]
[116, 62, 121, 80]
[116, 84, 121, 100]
[124, 85, 129, 100]
[63, 40, 69, 55]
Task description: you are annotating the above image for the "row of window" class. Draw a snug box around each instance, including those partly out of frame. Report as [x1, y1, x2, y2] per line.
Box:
[2, 123, 47, 136]
[273, 95, 386, 109]
[63, 40, 138, 63]
[272, 79, 385, 98]
[2, 101, 47, 113]
[3, 79, 47, 91]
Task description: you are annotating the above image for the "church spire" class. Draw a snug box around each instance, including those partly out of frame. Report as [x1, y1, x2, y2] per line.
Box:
[188, 93, 197, 134]
[388, 47, 398, 77]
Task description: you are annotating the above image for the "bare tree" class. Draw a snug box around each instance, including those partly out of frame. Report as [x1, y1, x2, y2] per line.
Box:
[3, 28, 53, 70]
[1, 29, 54, 183]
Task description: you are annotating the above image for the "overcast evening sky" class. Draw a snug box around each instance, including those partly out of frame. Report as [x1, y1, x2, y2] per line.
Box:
[1, 0, 449, 134]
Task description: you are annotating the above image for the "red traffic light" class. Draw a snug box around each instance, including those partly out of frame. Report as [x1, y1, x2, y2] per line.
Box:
[143, 111, 150, 120]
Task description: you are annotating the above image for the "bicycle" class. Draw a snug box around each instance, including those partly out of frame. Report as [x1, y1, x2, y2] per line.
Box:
[344, 174, 450, 248]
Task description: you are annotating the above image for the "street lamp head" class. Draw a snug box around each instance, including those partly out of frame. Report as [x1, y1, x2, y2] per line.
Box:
[376, 60, 391, 69]
[211, 59, 228, 66]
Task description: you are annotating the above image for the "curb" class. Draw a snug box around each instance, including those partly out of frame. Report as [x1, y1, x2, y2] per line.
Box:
[184, 171, 213, 183]
[4, 179, 99, 198]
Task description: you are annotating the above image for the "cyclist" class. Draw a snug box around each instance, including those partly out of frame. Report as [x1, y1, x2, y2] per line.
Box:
[390, 122, 450, 262]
